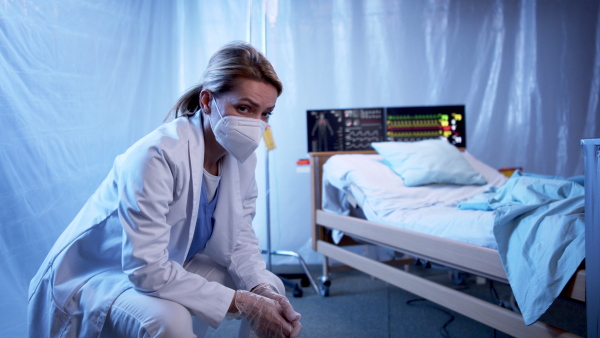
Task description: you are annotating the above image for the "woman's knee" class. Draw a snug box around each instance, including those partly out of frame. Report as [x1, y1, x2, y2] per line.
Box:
[104, 289, 195, 338]
[185, 254, 235, 288]
[149, 303, 195, 337]
[272, 274, 285, 295]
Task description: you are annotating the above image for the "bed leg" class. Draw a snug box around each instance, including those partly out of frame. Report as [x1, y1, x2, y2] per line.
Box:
[320, 256, 331, 296]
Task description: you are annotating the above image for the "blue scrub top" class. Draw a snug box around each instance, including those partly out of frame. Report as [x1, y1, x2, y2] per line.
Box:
[186, 181, 219, 261]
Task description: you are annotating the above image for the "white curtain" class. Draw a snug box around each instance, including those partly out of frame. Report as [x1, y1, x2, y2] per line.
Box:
[264, 0, 599, 265]
[0, 1, 251, 336]
[1, 1, 598, 336]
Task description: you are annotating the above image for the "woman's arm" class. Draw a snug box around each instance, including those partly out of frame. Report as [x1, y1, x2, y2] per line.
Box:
[117, 140, 234, 328]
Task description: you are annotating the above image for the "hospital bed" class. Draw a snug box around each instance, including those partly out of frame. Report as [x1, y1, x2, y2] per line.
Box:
[309, 139, 598, 337]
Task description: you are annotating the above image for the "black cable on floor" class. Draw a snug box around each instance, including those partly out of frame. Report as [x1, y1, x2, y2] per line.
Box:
[406, 298, 455, 338]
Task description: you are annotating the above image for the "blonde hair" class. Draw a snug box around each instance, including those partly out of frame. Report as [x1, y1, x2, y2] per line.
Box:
[167, 41, 282, 120]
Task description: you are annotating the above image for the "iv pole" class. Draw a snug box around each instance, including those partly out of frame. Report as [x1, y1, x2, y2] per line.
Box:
[253, 3, 317, 296]
[262, 125, 319, 297]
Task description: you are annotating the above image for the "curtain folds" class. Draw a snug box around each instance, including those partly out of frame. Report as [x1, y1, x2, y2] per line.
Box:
[264, 1, 598, 263]
[1, 1, 598, 336]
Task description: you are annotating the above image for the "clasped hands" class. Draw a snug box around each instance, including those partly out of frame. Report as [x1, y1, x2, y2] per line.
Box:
[230, 283, 302, 337]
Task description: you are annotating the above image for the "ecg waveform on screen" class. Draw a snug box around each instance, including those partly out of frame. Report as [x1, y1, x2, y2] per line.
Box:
[346, 130, 380, 138]
[387, 115, 453, 138]
[387, 130, 449, 138]
[344, 108, 385, 151]
[385, 107, 466, 147]
[345, 142, 380, 150]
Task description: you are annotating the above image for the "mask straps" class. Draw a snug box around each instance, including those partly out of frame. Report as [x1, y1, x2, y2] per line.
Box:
[212, 97, 225, 120]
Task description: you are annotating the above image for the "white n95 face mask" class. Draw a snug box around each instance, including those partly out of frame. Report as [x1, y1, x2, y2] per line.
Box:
[210, 98, 267, 163]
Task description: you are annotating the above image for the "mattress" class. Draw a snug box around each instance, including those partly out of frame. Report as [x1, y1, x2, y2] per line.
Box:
[321, 151, 508, 249]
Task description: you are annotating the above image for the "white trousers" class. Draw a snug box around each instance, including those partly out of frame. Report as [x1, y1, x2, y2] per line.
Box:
[100, 254, 284, 338]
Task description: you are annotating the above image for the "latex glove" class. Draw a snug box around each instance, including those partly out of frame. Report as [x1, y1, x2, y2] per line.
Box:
[233, 290, 293, 338]
[251, 284, 302, 337]
[251, 283, 301, 322]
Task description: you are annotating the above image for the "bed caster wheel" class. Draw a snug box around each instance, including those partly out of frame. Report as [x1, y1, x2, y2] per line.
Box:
[300, 277, 310, 287]
[292, 284, 303, 298]
[415, 259, 431, 268]
[451, 270, 467, 285]
[320, 280, 331, 297]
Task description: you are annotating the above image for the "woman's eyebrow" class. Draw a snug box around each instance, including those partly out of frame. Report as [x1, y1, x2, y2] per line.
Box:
[237, 97, 275, 111]
[237, 97, 259, 108]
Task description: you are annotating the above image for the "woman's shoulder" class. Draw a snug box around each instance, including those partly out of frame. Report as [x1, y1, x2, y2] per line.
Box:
[142, 116, 201, 149]
[118, 116, 203, 168]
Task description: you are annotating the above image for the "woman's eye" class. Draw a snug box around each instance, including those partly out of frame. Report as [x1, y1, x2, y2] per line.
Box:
[238, 106, 249, 113]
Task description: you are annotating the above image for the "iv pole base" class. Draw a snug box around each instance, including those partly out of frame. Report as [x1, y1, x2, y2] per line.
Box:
[261, 249, 320, 298]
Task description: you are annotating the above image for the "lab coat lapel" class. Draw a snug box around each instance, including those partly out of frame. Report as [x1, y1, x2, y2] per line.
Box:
[187, 114, 205, 259]
[204, 154, 240, 266]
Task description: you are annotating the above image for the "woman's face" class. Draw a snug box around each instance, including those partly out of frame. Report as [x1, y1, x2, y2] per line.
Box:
[213, 78, 278, 123]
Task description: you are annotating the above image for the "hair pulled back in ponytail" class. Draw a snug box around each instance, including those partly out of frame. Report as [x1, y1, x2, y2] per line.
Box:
[166, 41, 282, 120]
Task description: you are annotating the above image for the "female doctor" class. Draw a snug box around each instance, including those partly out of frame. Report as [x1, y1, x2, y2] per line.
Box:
[28, 41, 302, 338]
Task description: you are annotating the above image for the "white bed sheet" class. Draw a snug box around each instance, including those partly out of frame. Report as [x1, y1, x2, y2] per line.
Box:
[321, 152, 508, 249]
[320, 152, 585, 325]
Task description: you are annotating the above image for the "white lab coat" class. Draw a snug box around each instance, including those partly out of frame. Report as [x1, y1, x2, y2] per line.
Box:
[28, 114, 277, 337]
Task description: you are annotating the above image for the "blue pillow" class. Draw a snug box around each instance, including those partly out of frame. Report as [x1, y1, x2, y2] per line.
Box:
[371, 139, 487, 187]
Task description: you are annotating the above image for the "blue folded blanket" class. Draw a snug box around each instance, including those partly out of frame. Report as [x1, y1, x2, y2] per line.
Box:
[458, 170, 585, 325]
